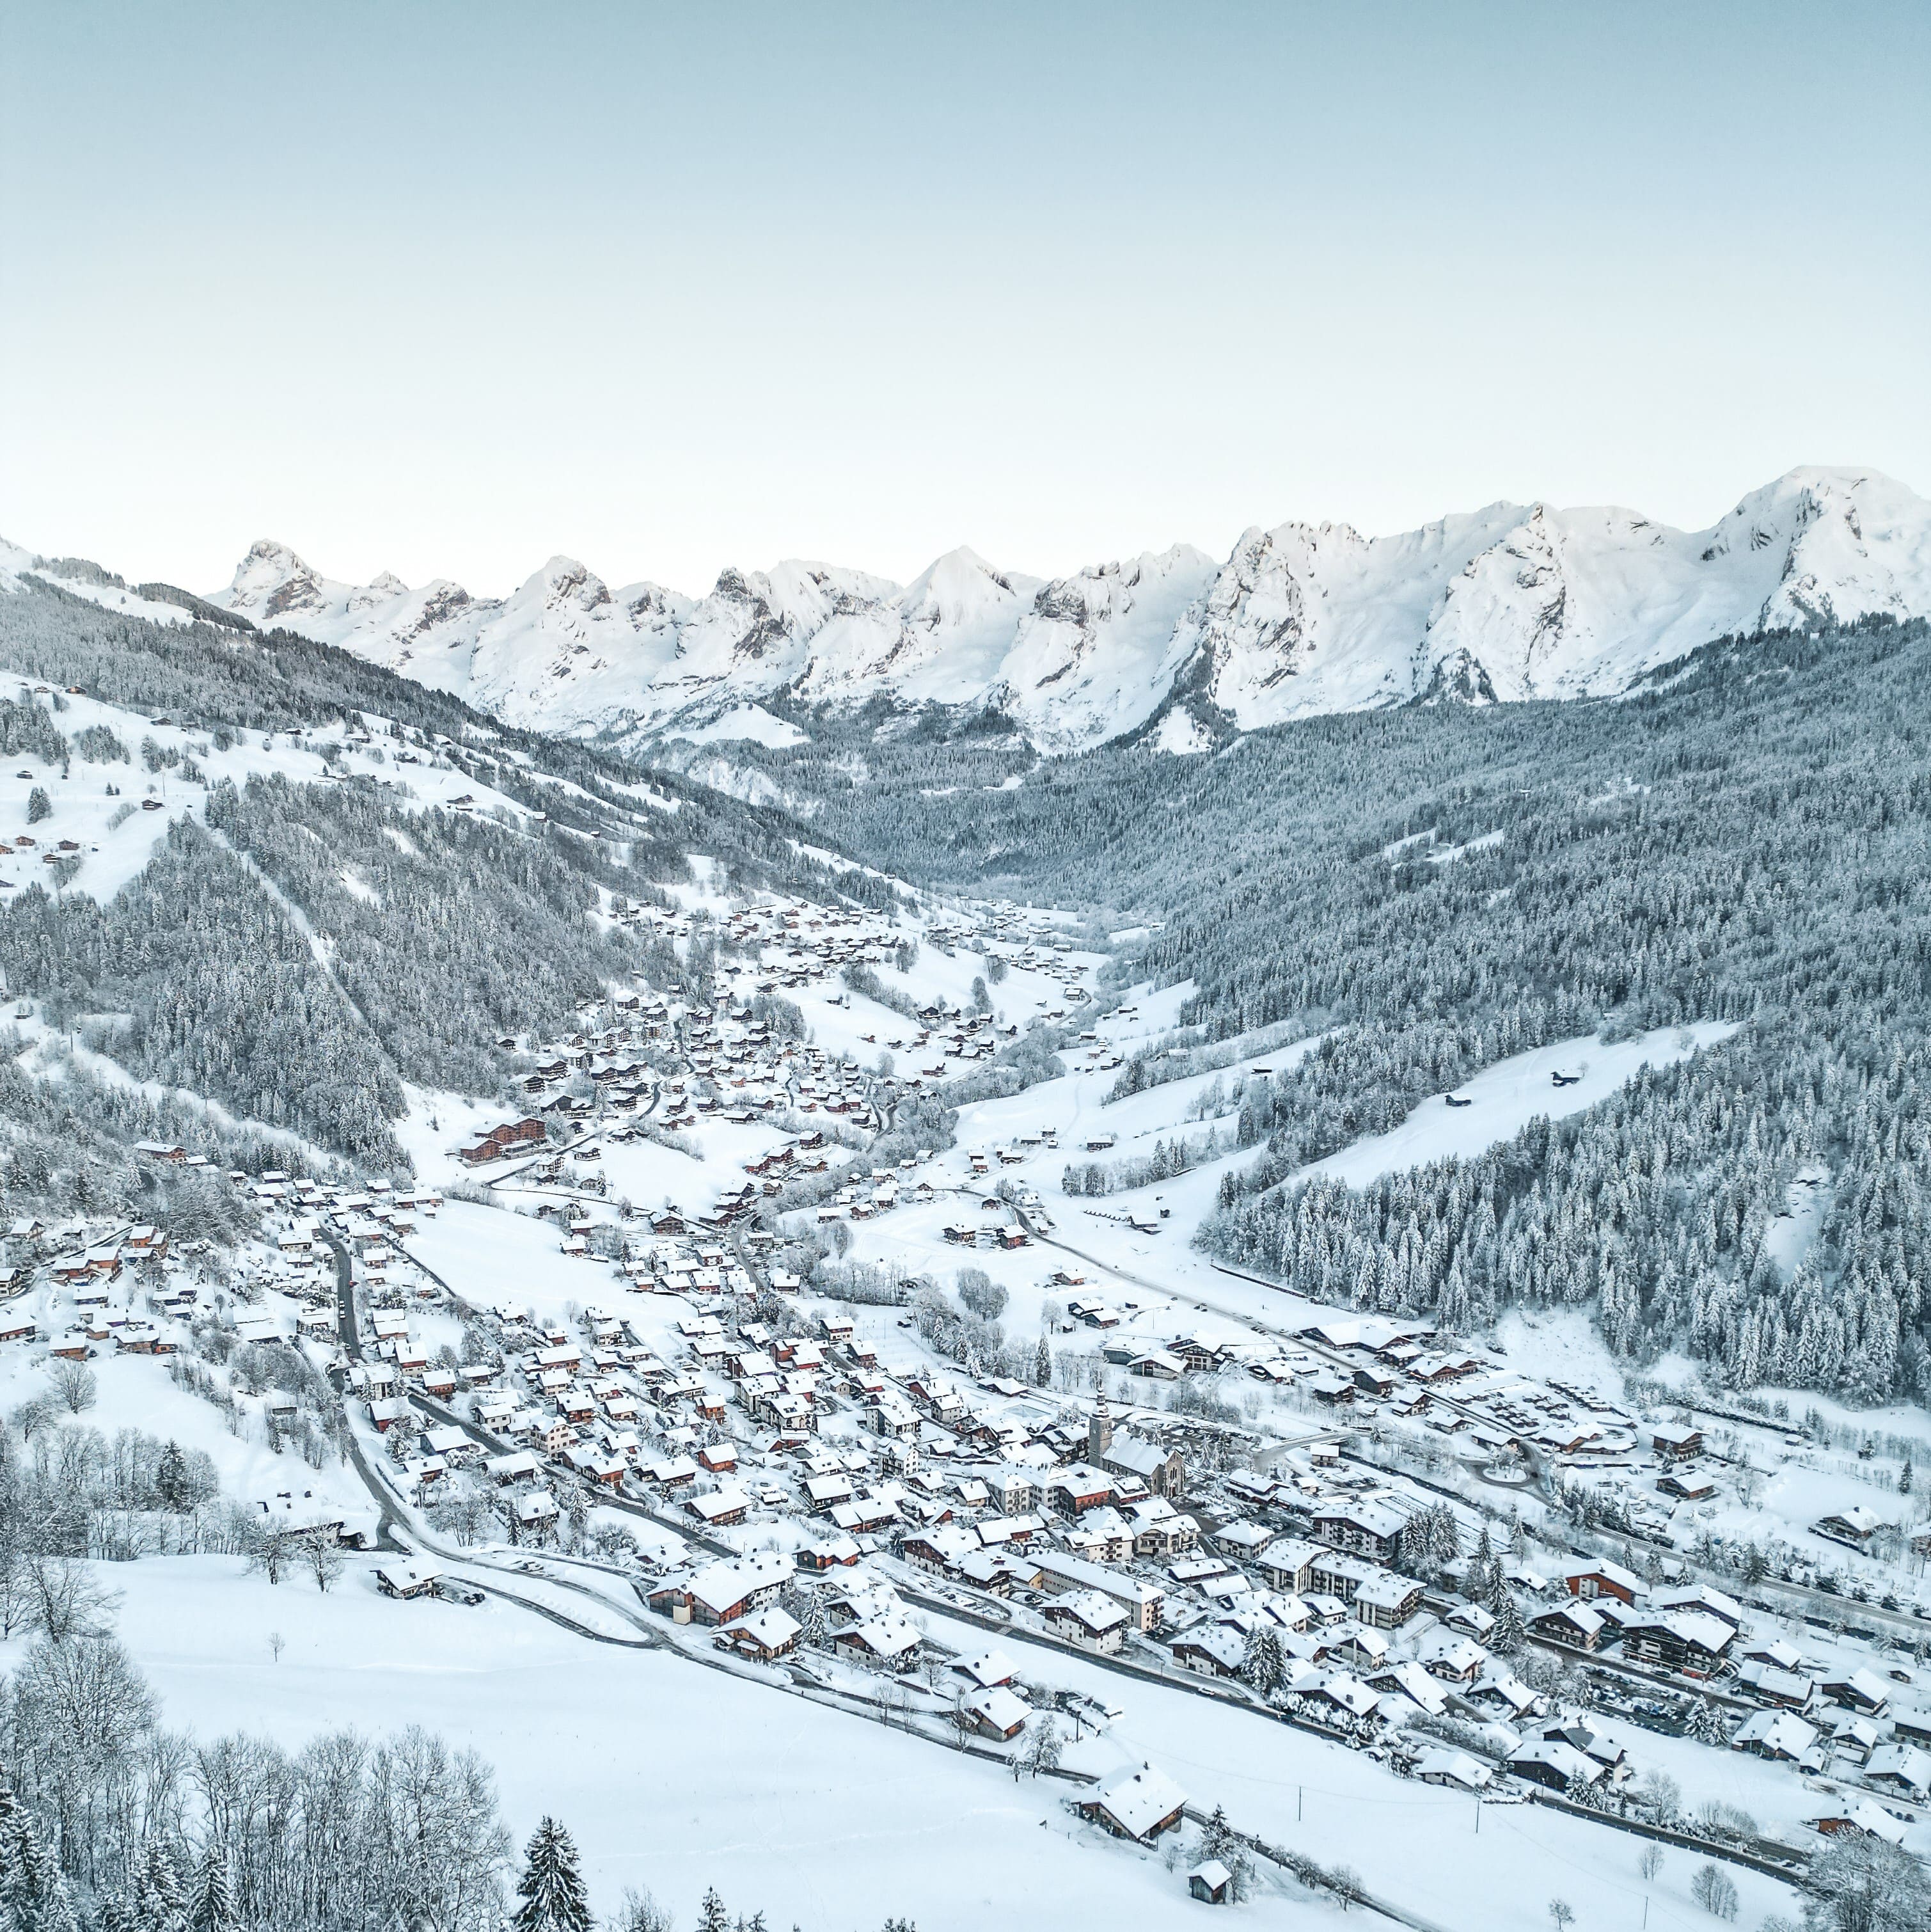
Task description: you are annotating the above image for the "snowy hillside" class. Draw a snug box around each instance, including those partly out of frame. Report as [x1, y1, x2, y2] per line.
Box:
[186, 466, 1931, 750]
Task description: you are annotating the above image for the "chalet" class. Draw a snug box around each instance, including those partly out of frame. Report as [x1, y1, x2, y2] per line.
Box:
[1813, 1507, 1889, 1549]
[1467, 1670, 1540, 1721]
[1507, 1739, 1603, 1793]
[684, 1487, 752, 1529]
[1736, 1661, 1815, 1709]
[375, 1564, 441, 1600]
[1620, 1609, 1734, 1677]
[1296, 1670, 1381, 1725]
[715, 1607, 802, 1663]
[961, 1684, 1031, 1741]
[1413, 1748, 1492, 1792]
[1041, 1589, 1131, 1654]
[1078, 1763, 1186, 1843]
[1819, 1668, 1891, 1716]
[902, 1526, 980, 1575]
[796, 1533, 862, 1572]
[1536, 1718, 1628, 1782]
[1808, 1800, 1909, 1845]
[1171, 1627, 1247, 1678]
[647, 1551, 793, 1626]
[114, 1322, 176, 1355]
[1893, 1707, 1931, 1748]
[1562, 1560, 1641, 1606]
[1864, 1744, 1931, 1801]
[487, 1450, 543, 1485]
[1368, 1661, 1447, 1718]
[1657, 1469, 1718, 1501]
[1732, 1711, 1820, 1762]
[1650, 1423, 1703, 1462]
[1531, 1601, 1606, 1652]
[515, 1493, 559, 1532]
[1416, 1630, 1488, 1684]
[954, 1647, 1020, 1690]
[833, 1615, 923, 1668]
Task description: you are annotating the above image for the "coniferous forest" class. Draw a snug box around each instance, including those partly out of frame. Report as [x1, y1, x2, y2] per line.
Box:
[698, 617, 1931, 1403]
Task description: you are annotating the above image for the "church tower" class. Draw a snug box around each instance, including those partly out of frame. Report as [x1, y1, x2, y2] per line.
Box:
[1088, 1394, 1114, 1464]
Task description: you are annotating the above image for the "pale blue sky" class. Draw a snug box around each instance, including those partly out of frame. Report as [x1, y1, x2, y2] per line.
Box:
[3, 1, 1926, 596]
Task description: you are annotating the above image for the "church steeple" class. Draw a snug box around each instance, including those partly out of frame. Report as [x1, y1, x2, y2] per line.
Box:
[1089, 1393, 1114, 1464]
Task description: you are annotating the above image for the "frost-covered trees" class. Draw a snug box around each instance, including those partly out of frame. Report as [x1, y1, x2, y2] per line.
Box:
[26, 786, 51, 823]
[737, 613, 1931, 1400]
[1, 1643, 512, 1932]
[1799, 1831, 1931, 1931]
[956, 1269, 1007, 1322]
[1689, 1863, 1738, 1920]
[1398, 1503, 1460, 1580]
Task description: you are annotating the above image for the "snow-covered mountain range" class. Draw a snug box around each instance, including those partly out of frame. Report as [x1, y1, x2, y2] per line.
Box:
[14, 468, 1931, 753]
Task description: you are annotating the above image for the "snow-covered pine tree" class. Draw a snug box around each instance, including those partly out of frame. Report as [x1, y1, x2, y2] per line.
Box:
[1687, 1697, 1731, 1747]
[1492, 1592, 1526, 1655]
[511, 1817, 592, 1932]
[138, 1840, 190, 1932]
[187, 1843, 238, 1932]
[6, 1803, 80, 1932]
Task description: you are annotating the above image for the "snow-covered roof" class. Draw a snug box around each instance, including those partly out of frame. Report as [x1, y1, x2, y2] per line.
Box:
[1086, 1762, 1186, 1838]
[1414, 1747, 1491, 1789]
[955, 1647, 1020, 1688]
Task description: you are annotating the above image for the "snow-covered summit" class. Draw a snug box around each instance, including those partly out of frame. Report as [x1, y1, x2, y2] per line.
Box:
[15, 467, 1930, 754]
[190, 468, 1931, 747]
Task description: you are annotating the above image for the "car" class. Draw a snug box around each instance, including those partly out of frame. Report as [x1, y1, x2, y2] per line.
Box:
[516, 1560, 548, 1576]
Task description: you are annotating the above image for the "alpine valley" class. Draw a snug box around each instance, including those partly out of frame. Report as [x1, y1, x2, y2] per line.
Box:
[3, 465, 1931, 1932]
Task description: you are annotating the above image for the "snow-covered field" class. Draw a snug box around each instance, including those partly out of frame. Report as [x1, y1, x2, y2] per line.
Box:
[11, 1557, 1330, 1932]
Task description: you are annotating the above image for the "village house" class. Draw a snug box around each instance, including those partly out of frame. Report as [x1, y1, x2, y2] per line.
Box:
[647, 1552, 793, 1627]
[1562, 1559, 1642, 1605]
[1078, 1764, 1186, 1842]
[1042, 1590, 1130, 1654]
[1311, 1500, 1406, 1563]
[375, 1564, 441, 1600]
[963, 1686, 1032, 1741]
[1650, 1422, 1703, 1462]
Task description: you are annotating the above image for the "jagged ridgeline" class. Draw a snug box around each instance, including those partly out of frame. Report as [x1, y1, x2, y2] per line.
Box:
[0, 580, 897, 1183]
[715, 616, 1931, 1404]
